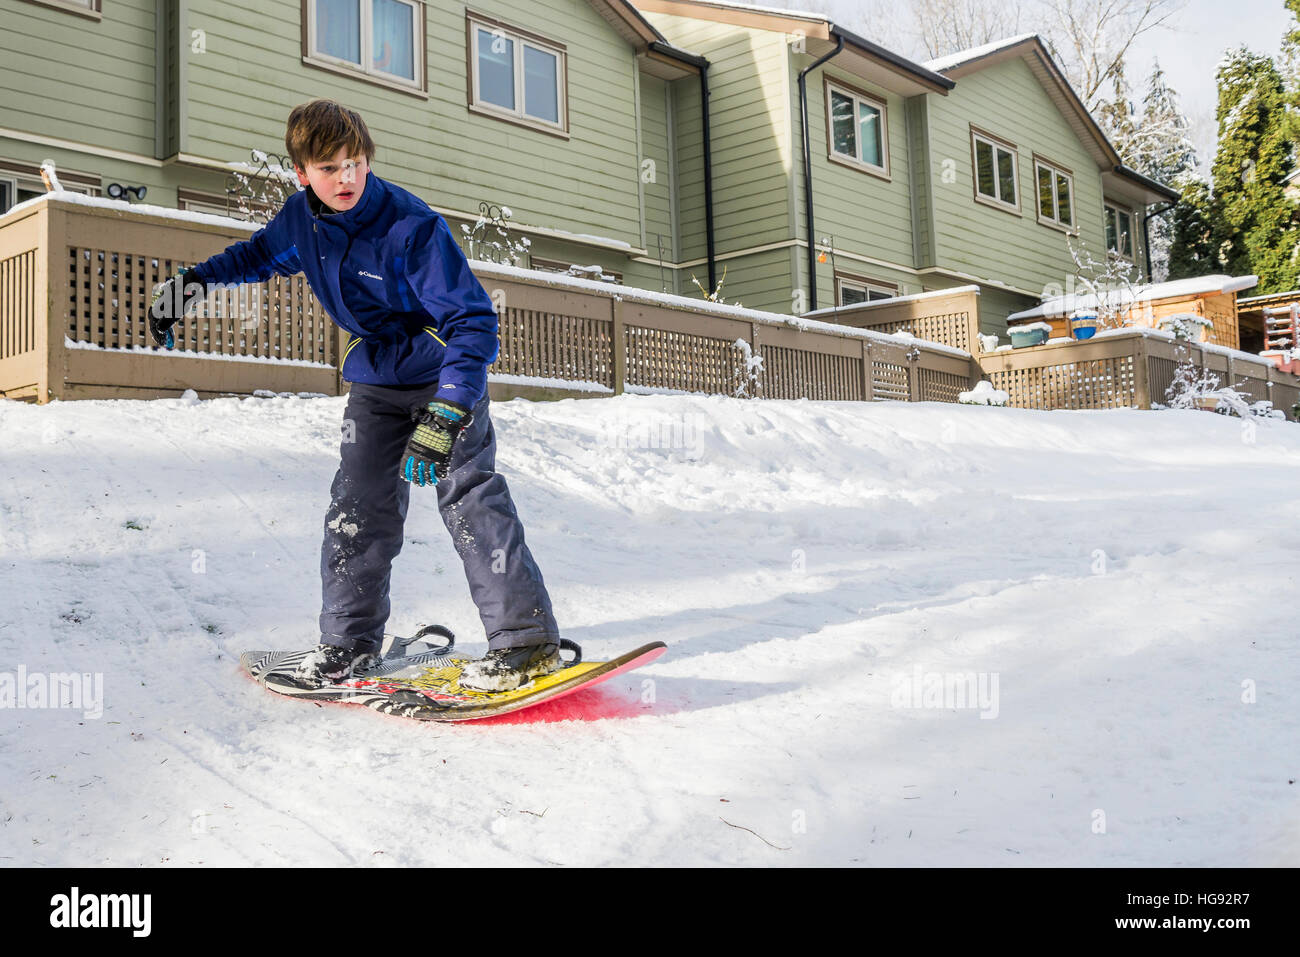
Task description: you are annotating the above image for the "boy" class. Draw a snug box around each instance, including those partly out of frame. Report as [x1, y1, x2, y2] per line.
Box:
[149, 99, 563, 693]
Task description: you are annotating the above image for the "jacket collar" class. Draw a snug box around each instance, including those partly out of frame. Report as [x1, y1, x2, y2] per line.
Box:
[305, 169, 384, 235]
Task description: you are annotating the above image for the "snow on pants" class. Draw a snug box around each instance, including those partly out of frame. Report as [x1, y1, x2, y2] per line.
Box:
[319, 381, 560, 654]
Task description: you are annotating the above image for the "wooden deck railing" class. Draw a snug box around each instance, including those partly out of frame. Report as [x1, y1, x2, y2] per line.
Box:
[801, 286, 981, 354]
[0, 197, 339, 401]
[0, 196, 981, 405]
[978, 330, 1300, 419]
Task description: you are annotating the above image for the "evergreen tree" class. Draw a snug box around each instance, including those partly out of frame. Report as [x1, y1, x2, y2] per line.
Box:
[1209, 47, 1298, 291]
[1168, 175, 1220, 279]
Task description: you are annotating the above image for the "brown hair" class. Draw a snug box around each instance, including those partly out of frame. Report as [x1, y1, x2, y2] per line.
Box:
[284, 99, 376, 169]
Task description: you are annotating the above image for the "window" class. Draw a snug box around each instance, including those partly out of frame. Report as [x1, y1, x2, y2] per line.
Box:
[971, 129, 1018, 212]
[826, 80, 888, 177]
[20, 0, 101, 20]
[1104, 201, 1134, 259]
[837, 276, 895, 306]
[0, 163, 98, 215]
[467, 14, 567, 135]
[305, 0, 424, 91]
[1034, 157, 1074, 231]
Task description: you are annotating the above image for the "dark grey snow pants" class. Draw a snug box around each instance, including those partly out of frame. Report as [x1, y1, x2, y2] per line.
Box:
[319, 381, 559, 654]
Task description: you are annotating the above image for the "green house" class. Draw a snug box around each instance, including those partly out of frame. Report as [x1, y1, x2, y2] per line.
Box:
[635, 1, 1179, 336]
[0, 0, 1177, 341]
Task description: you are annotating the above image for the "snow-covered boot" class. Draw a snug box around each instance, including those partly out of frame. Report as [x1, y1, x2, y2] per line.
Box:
[278, 643, 380, 690]
[457, 642, 564, 693]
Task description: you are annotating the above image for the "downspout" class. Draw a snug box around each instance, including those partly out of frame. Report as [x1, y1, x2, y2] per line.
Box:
[798, 34, 845, 312]
[649, 42, 715, 291]
[701, 60, 717, 292]
[1142, 201, 1177, 282]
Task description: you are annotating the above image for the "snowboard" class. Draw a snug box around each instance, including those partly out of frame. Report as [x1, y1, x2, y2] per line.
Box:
[240, 625, 666, 722]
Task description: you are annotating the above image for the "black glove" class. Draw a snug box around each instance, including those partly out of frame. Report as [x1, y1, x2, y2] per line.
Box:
[401, 400, 472, 486]
[149, 267, 205, 348]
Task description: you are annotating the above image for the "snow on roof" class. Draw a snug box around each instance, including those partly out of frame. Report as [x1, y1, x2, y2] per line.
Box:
[1007, 275, 1260, 322]
[802, 285, 980, 318]
[923, 33, 1039, 73]
[0, 190, 261, 232]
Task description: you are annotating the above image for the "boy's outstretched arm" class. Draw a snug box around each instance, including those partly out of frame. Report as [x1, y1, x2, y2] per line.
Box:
[402, 215, 500, 412]
[150, 210, 303, 347]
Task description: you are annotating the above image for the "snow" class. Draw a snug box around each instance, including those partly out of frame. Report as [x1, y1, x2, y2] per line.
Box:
[472, 260, 974, 359]
[1008, 275, 1260, 321]
[1091, 326, 1280, 368]
[923, 34, 1040, 73]
[2, 391, 1298, 866]
[488, 373, 614, 395]
[802, 285, 981, 318]
[64, 338, 337, 369]
[1, 191, 260, 233]
[957, 381, 1008, 405]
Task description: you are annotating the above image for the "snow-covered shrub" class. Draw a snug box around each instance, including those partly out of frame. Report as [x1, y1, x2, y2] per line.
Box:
[1159, 313, 1214, 341]
[732, 338, 764, 399]
[959, 381, 1009, 406]
[691, 265, 741, 307]
[1164, 357, 1220, 410]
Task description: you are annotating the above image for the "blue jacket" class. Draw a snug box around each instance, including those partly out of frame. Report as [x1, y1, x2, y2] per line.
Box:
[190, 171, 499, 409]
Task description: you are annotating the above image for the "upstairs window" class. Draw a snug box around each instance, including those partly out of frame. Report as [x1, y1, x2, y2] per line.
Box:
[468, 14, 567, 135]
[837, 276, 895, 306]
[971, 129, 1018, 212]
[1104, 201, 1134, 259]
[306, 0, 424, 91]
[826, 80, 889, 177]
[1035, 157, 1074, 231]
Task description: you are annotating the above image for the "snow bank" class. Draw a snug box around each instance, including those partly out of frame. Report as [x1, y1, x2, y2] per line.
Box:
[1, 393, 1298, 866]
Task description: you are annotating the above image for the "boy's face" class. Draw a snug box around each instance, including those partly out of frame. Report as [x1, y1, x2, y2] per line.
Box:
[295, 146, 369, 213]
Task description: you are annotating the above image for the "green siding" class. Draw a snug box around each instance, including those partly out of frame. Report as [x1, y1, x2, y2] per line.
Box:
[669, 71, 706, 265]
[804, 64, 915, 280]
[642, 12, 797, 310]
[180, 0, 644, 247]
[1, 0, 158, 156]
[924, 56, 1108, 298]
[640, 72, 674, 265]
[906, 95, 934, 269]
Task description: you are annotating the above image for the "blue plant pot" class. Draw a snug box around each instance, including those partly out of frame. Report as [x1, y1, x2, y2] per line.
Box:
[1073, 325, 1097, 340]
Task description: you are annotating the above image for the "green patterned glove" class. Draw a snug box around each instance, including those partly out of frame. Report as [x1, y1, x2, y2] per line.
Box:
[402, 400, 472, 486]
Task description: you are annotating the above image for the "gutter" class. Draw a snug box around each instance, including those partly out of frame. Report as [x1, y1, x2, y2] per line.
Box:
[828, 24, 955, 93]
[798, 34, 845, 312]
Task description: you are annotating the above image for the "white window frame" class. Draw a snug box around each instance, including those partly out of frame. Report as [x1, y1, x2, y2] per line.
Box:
[305, 0, 424, 93]
[825, 79, 890, 179]
[837, 276, 896, 306]
[467, 14, 568, 137]
[970, 128, 1020, 214]
[1104, 200, 1135, 260]
[1034, 157, 1076, 233]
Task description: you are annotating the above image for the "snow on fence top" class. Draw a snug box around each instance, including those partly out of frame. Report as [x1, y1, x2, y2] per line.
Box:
[1, 194, 974, 361]
[802, 285, 981, 318]
[471, 260, 975, 359]
[0, 191, 262, 232]
[1091, 324, 1280, 368]
[1008, 275, 1260, 322]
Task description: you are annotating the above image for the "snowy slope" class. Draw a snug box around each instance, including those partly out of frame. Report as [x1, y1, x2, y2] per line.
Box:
[1, 392, 1297, 866]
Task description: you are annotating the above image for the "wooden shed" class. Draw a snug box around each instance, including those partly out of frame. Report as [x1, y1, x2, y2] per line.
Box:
[1006, 275, 1259, 350]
